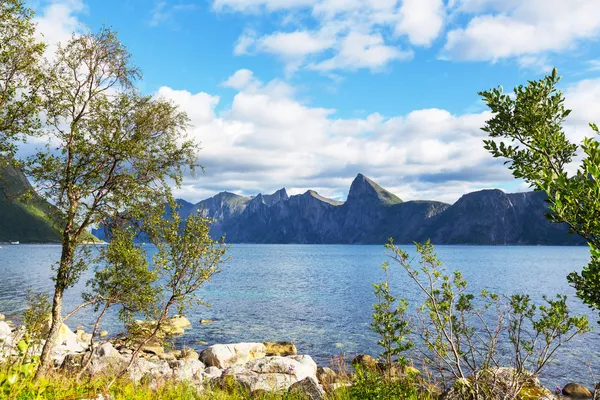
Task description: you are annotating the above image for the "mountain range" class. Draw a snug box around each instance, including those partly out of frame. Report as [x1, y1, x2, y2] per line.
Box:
[0, 166, 582, 245]
[110, 173, 581, 245]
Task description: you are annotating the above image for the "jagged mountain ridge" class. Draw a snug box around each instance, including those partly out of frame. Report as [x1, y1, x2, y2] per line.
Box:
[185, 174, 582, 245]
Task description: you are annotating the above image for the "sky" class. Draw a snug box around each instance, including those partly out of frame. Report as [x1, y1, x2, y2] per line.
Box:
[26, 0, 600, 204]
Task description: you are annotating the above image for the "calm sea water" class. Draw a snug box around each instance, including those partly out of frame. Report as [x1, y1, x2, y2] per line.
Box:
[0, 244, 597, 387]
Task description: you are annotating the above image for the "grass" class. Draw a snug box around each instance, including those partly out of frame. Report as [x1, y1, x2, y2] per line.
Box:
[0, 363, 437, 400]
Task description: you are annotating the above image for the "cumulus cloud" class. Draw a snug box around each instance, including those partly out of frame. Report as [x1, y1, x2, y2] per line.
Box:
[33, 0, 86, 51]
[214, 0, 446, 72]
[159, 70, 600, 204]
[444, 0, 600, 63]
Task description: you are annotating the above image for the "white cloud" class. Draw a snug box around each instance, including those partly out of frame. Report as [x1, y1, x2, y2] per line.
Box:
[214, 0, 447, 72]
[310, 32, 413, 71]
[158, 71, 600, 205]
[395, 0, 445, 46]
[222, 69, 257, 90]
[149, 1, 196, 27]
[33, 0, 86, 51]
[444, 0, 600, 63]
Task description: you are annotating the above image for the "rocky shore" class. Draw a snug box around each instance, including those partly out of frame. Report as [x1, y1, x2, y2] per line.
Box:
[0, 314, 598, 399]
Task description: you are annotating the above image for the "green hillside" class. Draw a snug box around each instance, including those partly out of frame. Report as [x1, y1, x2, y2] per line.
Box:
[0, 163, 66, 243]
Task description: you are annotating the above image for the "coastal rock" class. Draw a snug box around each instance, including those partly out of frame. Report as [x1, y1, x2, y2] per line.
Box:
[286, 355, 318, 376]
[133, 316, 191, 338]
[351, 354, 377, 369]
[264, 341, 297, 356]
[76, 330, 92, 343]
[142, 344, 164, 356]
[99, 331, 108, 338]
[96, 342, 120, 358]
[0, 320, 11, 340]
[594, 383, 600, 400]
[0, 313, 5, 321]
[243, 356, 316, 381]
[316, 367, 337, 385]
[180, 348, 199, 360]
[221, 355, 318, 393]
[204, 366, 222, 380]
[288, 377, 325, 400]
[200, 343, 266, 369]
[169, 359, 205, 382]
[129, 359, 172, 383]
[221, 367, 297, 393]
[563, 383, 593, 398]
[443, 368, 552, 400]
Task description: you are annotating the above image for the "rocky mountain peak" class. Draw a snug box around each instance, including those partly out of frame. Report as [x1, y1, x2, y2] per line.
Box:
[346, 173, 403, 206]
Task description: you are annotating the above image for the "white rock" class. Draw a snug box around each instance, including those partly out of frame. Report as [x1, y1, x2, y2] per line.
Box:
[0, 321, 11, 340]
[244, 356, 316, 382]
[203, 366, 223, 380]
[169, 359, 205, 381]
[96, 342, 120, 358]
[221, 356, 319, 393]
[286, 355, 318, 376]
[223, 368, 297, 393]
[200, 343, 266, 369]
[129, 359, 172, 383]
[288, 377, 326, 400]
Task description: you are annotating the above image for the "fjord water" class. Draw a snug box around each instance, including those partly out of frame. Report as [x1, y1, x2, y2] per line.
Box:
[0, 244, 597, 386]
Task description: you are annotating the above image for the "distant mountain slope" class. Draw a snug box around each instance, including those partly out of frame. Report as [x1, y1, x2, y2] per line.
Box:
[91, 173, 584, 246]
[0, 163, 63, 243]
[421, 190, 583, 245]
[192, 174, 582, 245]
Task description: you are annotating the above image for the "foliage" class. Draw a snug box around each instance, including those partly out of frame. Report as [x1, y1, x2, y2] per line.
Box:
[0, 0, 45, 160]
[385, 240, 589, 398]
[23, 27, 199, 376]
[85, 226, 159, 325]
[117, 206, 228, 378]
[480, 68, 600, 322]
[349, 364, 429, 400]
[371, 260, 413, 379]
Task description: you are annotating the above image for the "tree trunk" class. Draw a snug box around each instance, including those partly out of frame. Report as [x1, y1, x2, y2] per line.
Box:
[35, 241, 74, 379]
[35, 287, 64, 378]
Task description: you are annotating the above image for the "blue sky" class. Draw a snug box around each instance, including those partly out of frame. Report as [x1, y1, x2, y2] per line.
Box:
[28, 0, 600, 203]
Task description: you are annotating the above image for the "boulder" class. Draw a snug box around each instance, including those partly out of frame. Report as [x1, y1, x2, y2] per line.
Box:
[76, 330, 93, 343]
[204, 366, 223, 380]
[263, 341, 297, 356]
[0, 321, 11, 340]
[288, 377, 326, 400]
[169, 359, 205, 382]
[96, 342, 121, 358]
[128, 359, 172, 383]
[132, 316, 191, 338]
[200, 343, 266, 369]
[0, 313, 5, 321]
[563, 383, 593, 398]
[99, 331, 108, 338]
[594, 383, 600, 400]
[287, 355, 318, 376]
[222, 366, 297, 393]
[142, 345, 164, 356]
[180, 348, 199, 360]
[221, 355, 319, 393]
[351, 354, 377, 369]
[316, 367, 337, 385]
[443, 368, 553, 400]
[61, 352, 87, 373]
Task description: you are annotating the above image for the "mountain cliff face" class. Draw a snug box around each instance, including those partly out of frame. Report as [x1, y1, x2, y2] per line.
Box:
[91, 173, 583, 245]
[0, 163, 64, 243]
[194, 174, 582, 245]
